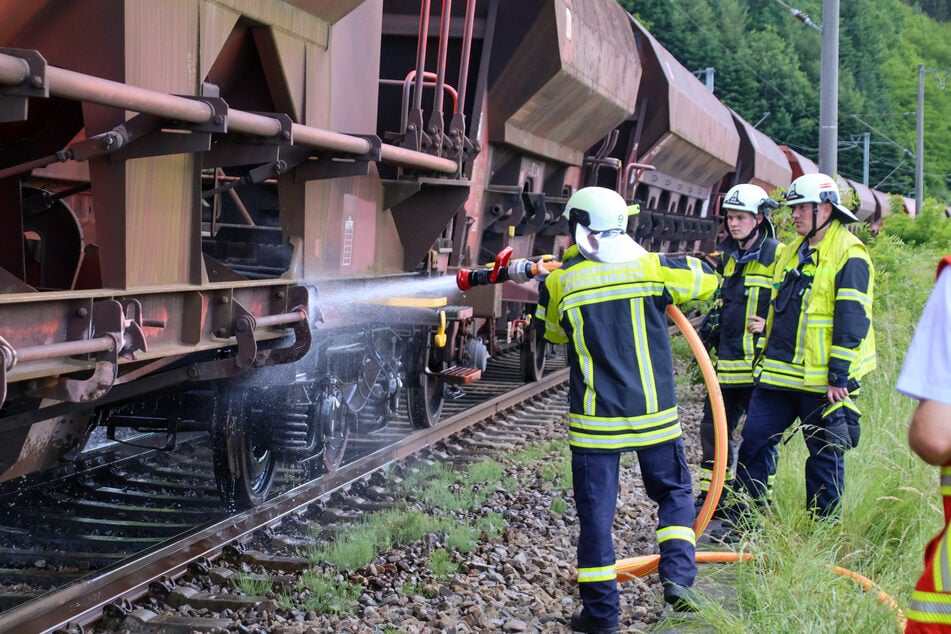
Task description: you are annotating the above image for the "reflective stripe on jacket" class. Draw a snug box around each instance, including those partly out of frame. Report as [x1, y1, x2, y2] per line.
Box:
[756, 220, 876, 392]
[538, 245, 718, 452]
[907, 257, 951, 632]
[716, 237, 784, 386]
[907, 466, 951, 630]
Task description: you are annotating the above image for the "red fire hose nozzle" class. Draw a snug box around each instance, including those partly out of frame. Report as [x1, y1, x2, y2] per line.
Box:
[456, 249, 562, 291]
[489, 246, 513, 283]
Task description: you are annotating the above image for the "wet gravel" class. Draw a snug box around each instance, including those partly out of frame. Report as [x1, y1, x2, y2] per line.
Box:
[111, 358, 703, 634]
[117, 361, 710, 634]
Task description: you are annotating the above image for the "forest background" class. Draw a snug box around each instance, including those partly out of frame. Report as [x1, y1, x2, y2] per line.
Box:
[620, 0, 951, 204]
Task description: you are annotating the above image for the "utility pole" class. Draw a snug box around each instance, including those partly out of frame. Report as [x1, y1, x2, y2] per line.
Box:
[916, 63, 924, 216]
[818, 0, 839, 176]
[915, 66, 950, 214]
[862, 132, 870, 186]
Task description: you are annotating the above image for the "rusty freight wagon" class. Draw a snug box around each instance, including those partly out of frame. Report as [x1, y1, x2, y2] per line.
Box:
[0, 0, 644, 508]
[0, 0, 896, 510]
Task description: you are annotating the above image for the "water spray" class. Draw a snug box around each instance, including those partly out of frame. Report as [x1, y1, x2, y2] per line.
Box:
[455, 246, 562, 291]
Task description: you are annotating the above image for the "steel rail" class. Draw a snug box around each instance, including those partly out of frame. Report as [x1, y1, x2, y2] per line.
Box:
[0, 366, 568, 634]
[0, 52, 458, 174]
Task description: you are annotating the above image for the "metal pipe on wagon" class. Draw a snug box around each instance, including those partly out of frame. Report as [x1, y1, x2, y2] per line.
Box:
[17, 336, 116, 363]
[455, 0, 477, 110]
[49, 66, 212, 124]
[413, 0, 432, 113]
[380, 144, 457, 172]
[0, 52, 458, 174]
[256, 309, 308, 328]
[432, 0, 453, 117]
[0, 54, 29, 85]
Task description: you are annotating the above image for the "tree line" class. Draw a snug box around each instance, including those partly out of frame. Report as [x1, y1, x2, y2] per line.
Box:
[619, 0, 951, 203]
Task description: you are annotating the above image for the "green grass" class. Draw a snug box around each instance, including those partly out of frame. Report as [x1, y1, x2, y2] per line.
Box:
[400, 580, 435, 598]
[659, 239, 946, 632]
[376, 508, 442, 545]
[307, 529, 377, 571]
[475, 510, 506, 537]
[298, 454, 518, 615]
[429, 548, 458, 579]
[511, 438, 572, 488]
[307, 507, 450, 570]
[280, 570, 362, 615]
[401, 461, 494, 510]
[232, 572, 272, 596]
[468, 459, 504, 484]
[446, 523, 481, 553]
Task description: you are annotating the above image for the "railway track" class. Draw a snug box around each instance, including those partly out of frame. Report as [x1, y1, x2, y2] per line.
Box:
[0, 347, 570, 633]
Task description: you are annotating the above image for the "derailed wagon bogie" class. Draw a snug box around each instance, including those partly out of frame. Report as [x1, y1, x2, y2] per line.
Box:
[309, 327, 405, 454]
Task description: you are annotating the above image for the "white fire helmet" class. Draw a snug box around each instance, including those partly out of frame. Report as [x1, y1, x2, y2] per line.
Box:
[723, 184, 770, 215]
[784, 173, 859, 223]
[563, 187, 647, 263]
[722, 183, 777, 238]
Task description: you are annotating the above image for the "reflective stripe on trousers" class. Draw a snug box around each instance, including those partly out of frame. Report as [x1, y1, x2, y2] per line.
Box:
[573, 439, 697, 625]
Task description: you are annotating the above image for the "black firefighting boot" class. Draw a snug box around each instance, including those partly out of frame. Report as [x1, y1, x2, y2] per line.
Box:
[569, 609, 620, 634]
[663, 582, 702, 612]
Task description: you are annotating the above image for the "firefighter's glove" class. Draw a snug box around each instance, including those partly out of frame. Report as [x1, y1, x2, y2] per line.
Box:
[698, 305, 721, 353]
[821, 397, 861, 454]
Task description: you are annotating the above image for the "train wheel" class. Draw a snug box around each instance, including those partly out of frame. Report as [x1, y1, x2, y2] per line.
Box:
[211, 392, 276, 510]
[320, 388, 350, 472]
[406, 334, 444, 429]
[407, 372, 443, 429]
[520, 325, 547, 382]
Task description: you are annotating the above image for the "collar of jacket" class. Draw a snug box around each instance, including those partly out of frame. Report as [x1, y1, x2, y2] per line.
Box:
[788, 218, 850, 260]
[718, 231, 770, 265]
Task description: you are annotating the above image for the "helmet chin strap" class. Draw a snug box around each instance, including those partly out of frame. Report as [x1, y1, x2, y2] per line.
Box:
[805, 203, 833, 242]
[736, 219, 763, 247]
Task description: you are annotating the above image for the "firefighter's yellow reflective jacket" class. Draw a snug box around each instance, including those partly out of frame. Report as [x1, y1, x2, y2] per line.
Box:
[536, 245, 718, 452]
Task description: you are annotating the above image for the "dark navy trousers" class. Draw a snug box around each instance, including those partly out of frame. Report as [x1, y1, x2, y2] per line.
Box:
[572, 438, 697, 624]
[734, 387, 845, 518]
[698, 385, 755, 494]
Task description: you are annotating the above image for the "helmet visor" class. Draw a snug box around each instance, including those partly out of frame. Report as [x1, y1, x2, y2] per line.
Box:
[574, 225, 647, 263]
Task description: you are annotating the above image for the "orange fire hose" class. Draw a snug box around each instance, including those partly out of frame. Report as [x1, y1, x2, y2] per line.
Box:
[460, 253, 906, 628]
[608, 305, 906, 630]
[614, 553, 906, 629]
[613, 305, 728, 579]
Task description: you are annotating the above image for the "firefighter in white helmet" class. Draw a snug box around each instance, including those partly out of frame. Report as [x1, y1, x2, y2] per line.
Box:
[695, 183, 784, 518]
[535, 186, 718, 632]
[724, 173, 876, 538]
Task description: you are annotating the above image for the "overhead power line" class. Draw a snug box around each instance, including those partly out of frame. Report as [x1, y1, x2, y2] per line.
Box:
[849, 114, 915, 158]
[666, 1, 789, 100]
[772, 0, 822, 32]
